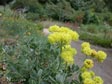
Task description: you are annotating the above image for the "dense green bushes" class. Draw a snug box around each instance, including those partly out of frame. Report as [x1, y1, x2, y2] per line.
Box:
[9, 0, 112, 24]
[0, 17, 43, 38]
[78, 24, 112, 48]
[79, 32, 112, 48]
[80, 24, 112, 34]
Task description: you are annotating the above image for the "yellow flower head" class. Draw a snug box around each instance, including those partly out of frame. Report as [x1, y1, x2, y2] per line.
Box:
[69, 31, 79, 41]
[83, 78, 95, 84]
[61, 51, 73, 58]
[81, 71, 92, 79]
[60, 26, 70, 33]
[96, 51, 107, 62]
[48, 25, 79, 45]
[62, 45, 77, 56]
[82, 47, 92, 56]
[49, 25, 60, 32]
[48, 33, 58, 44]
[81, 42, 90, 49]
[90, 71, 95, 77]
[84, 59, 94, 69]
[61, 52, 74, 65]
[91, 49, 97, 58]
[62, 45, 71, 50]
[93, 76, 104, 84]
[65, 56, 74, 65]
[81, 66, 88, 72]
[48, 32, 72, 44]
[61, 50, 75, 65]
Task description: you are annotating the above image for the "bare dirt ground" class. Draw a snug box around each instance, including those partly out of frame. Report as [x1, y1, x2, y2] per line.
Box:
[72, 40, 112, 84]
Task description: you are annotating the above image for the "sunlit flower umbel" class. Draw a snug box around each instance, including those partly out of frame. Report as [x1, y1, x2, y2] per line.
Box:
[83, 78, 95, 84]
[81, 71, 92, 79]
[48, 25, 79, 44]
[93, 76, 104, 84]
[84, 59, 94, 69]
[96, 51, 107, 62]
[82, 47, 92, 56]
[81, 42, 90, 49]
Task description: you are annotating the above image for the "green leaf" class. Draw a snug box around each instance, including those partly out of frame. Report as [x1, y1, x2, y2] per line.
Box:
[55, 73, 67, 84]
[68, 64, 79, 73]
[72, 80, 80, 84]
[29, 79, 37, 84]
[49, 76, 56, 83]
[30, 70, 37, 80]
[40, 81, 49, 84]
[72, 65, 80, 72]
[37, 69, 43, 77]
[78, 73, 83, 83]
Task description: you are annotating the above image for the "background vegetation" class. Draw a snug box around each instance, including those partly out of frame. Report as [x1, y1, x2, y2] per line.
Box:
[0, 0, 112, 48]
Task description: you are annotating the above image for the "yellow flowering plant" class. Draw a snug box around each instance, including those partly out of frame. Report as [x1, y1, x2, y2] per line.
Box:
[48, 25, 79, 65]
[80, 42, 107, 84]
[2, 25, 107, 84]
[48, 25, 107, 84]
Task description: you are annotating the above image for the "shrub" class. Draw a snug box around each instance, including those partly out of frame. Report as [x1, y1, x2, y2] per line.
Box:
[80, 24, 112, 38]
[0, 17, 43, 37]
[73, 10, 84, 24]
[0, 6, 13, 17]
[79, 31, 112, 48]
[2, 25, 107, 84]
[96, 12, 112, 25]
[46, 1, 75, 22]
[25, 12, 39, 21]
[83, 11, 100, 24]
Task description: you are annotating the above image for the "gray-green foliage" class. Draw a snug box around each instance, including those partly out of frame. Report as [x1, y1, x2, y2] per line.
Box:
[2, 35, 80, 84]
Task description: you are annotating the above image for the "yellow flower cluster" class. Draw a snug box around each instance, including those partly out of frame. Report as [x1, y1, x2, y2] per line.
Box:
[48, 25, 79, 44]
[49, 25, 60, 32]
[83, 78, 95, 84]
[81, 71, 104, 84]
[81, 42, 90, 49]
[80, 42, 106, 84]
[48, 25, 79, 65]
[84, 59, 94, 69]
[48, 32, 72, 44]
[81, 71, 92, 79]
[81, 42, 107, 62]
[90, 71, 95, 77]
[96, 51, 107, 62]
[82, 47, 92, 56]
[61, 52, 74, 65]
[91, 49, 97, 57]
[62, 45, 77, 55]
[93, 76, 104, 84]
[61, 45, 77, 65]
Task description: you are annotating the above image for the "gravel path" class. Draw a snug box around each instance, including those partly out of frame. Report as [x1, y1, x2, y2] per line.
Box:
[72, 40, 112, 84]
